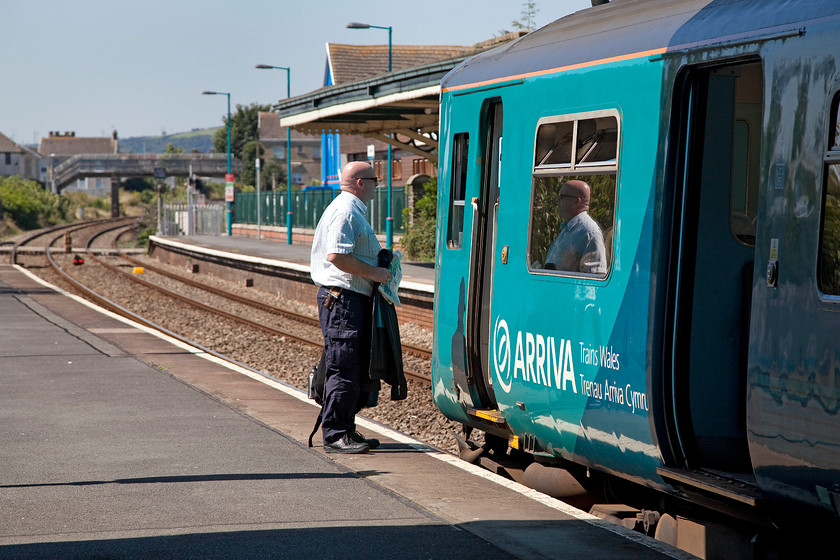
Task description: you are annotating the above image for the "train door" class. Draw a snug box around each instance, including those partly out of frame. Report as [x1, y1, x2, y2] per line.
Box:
[465, 99, 503, 411]
[667, 60, 762, 474]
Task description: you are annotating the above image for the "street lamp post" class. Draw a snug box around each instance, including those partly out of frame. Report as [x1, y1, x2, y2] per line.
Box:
[255, 152, 261, 240]
[346, 22, 394, 250]
[202, 90, 232, 236]
[346, 22, 392, 72]
[255, 64, 294, 245]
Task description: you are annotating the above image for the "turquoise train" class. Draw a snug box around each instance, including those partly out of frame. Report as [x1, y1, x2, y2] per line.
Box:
[431, 0, 840, 539]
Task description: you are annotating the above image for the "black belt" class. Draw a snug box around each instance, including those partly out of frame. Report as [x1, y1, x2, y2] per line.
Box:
[321, 286, 370, 310]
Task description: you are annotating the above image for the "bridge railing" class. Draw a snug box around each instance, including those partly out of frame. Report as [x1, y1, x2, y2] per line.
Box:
[53, 153, 242, 190]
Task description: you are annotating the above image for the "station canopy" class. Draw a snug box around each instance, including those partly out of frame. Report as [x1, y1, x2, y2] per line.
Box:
[273, 36, 526, 164]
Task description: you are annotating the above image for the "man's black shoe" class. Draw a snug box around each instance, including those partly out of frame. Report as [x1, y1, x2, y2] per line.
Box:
[324, 434, 370, 454]
[350, 431, 380, 449]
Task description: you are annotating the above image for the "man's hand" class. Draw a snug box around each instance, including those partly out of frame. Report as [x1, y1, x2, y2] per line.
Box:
[328, 253, 392, 284]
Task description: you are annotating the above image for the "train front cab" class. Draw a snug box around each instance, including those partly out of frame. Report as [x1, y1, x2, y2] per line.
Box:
[434, 57, 763, 467]
[433, 59, 662, 484]
[433, 96, 507, 441]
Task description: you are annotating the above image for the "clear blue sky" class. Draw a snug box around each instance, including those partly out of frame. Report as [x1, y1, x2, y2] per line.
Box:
[2, 0, 591, 145]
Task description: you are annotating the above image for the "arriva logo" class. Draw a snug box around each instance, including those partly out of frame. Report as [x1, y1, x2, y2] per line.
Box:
[492, 315, 578, 395]
[493, 316, 513, 393]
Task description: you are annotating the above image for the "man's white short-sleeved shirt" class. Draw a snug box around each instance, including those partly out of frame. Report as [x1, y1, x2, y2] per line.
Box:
[545, 211, 607, 275]
[310, 190, 382, 295]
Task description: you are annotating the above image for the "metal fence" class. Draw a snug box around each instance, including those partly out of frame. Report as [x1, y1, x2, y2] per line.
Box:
[160, 203, 225, 236]
[234, 186, 405, 234]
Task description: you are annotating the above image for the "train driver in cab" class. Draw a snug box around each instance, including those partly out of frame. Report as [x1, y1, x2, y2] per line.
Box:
[543, 179, 607, 275]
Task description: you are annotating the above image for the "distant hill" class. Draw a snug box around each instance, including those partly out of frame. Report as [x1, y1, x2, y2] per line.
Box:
[119, 128, 219, 154]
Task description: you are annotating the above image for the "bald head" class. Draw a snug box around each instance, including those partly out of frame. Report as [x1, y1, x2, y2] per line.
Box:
[557, 179, 592, 221]
[562, 180, 591, 203]
[340, 161, 378, 200]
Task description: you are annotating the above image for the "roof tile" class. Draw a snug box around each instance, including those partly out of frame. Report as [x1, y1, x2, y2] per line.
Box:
[38, 136, 117, 156]
[0, 132, 22, 153]
[327, 44, 477, 85]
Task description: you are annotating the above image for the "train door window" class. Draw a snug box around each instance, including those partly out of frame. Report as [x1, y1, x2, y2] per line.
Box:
[528, 111, 619, 278]
[447, 132, 469, 248]
[728, 64, 762, 246]
[818, 93, 840, 295]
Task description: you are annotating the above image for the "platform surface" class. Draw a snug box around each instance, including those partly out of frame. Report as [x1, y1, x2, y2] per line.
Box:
[0, 265, 686, 560]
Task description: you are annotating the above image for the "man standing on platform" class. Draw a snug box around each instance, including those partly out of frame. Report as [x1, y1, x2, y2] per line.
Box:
[310, 161, 391, 454]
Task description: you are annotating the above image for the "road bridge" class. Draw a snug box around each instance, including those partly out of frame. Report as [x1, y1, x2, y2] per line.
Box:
[52, 153, 243, 217]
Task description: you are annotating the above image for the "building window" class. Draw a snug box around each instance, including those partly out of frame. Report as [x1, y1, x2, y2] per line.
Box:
[412, 158, 435, 176]
[371, 159, 398, 180]
[4, 153, 10, 165]
[274, 146, 285, 159]
[528, 111, 619, 278]
[447, 133, 469, 249]
[313, 146, 321, 159]
[818, 92, 840, 295]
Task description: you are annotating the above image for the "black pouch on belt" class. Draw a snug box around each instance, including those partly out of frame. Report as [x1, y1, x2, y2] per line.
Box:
[324, 287, 342, 310]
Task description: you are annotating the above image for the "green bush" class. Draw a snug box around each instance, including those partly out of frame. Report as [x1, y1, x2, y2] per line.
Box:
[400, 178, 437, 261]
[0, 176, 72, 230]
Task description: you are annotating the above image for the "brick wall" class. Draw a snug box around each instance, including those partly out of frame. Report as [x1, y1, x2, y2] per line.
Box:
[150, 241, 432, 330]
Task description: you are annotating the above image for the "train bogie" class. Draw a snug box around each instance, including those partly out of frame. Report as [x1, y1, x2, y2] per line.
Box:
[432, 0, 840, 532]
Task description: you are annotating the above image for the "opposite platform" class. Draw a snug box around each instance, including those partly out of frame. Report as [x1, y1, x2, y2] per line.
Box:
[156, 234, 435, 290]
[148, 234, 436, 329]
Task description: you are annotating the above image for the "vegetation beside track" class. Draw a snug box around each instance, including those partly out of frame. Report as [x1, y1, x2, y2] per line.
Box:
[0, 176, 198, 246]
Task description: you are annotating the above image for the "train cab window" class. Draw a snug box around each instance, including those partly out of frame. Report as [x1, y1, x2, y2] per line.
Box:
[535, 121, 573, 168]
[447, 132, 469, 248]
[528, 112, 619, 278]
[818, 94, 840, 295]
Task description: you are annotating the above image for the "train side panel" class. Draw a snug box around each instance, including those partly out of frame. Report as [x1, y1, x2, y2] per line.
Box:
[747, 18, 840, 517]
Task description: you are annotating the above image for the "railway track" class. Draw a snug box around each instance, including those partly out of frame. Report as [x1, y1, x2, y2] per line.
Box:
[119, 254, 433, 361]
[11, 219, 455, 452]
[35, 221, 432, 385]
[4, 217, 136, 265]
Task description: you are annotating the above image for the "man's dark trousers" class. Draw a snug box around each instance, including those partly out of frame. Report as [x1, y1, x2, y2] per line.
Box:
[317, 286, 372, 444]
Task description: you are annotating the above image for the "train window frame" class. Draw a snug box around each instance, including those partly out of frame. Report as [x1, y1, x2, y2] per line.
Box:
[527, 110, 620, 280]
[446, 132, 469, 249]
[817, 91, 840, 297]
[729, 118, 757, 247]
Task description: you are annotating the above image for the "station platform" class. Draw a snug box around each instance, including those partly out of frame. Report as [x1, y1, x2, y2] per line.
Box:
[0, 264, 687, 560]
[155, 234, 435, 291]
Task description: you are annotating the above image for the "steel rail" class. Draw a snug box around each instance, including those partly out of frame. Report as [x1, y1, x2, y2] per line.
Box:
[78, 232, 431, 385]
[118, 253, 433, 361]
[42, 234, 307, 396]
[8, 217, 131, 264]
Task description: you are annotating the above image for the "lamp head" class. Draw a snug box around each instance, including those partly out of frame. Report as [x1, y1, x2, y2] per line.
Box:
[346, 22, 370, 29]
